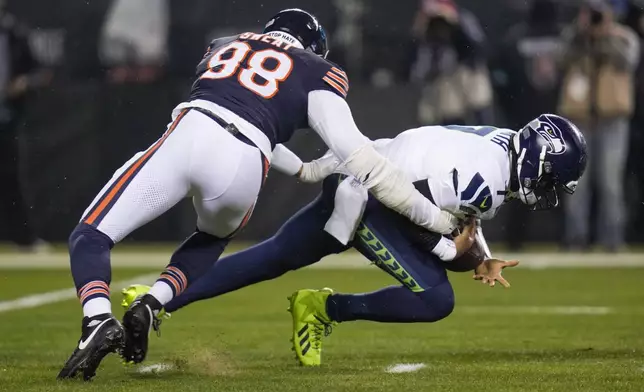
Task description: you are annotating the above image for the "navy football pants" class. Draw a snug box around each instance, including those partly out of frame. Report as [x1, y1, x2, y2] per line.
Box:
[165, 175, 454, 323]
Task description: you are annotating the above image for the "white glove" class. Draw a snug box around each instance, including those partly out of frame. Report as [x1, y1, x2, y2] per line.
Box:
[298, 150, 340, 183]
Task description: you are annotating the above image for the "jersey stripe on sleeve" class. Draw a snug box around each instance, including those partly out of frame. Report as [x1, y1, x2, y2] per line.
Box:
[323, 67, 349, 98]
[326, 72, 348, 91]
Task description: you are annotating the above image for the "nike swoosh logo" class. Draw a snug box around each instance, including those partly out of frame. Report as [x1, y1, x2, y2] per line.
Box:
[479, 196, 490, 209]
[78, 319, 110, 350]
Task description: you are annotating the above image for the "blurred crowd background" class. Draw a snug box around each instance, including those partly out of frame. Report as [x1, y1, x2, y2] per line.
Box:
[2, 0, 644, 251]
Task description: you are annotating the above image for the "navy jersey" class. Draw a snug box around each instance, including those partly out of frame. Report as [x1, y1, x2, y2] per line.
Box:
[189, 32, 349, 147]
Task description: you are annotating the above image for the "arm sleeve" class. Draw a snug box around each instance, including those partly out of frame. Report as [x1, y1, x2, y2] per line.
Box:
[307, 90, 370, 161]
[401, 220, 457, 262]
[307, 90, 458, 234]
[271, 144, 303, 176]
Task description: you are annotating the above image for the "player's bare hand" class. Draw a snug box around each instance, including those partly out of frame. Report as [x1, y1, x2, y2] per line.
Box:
[473, 259, 519, 288]
[453, 218, 477, 258]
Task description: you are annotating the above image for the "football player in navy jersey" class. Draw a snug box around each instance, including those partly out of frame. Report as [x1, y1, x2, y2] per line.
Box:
[58, 8, 460, 380]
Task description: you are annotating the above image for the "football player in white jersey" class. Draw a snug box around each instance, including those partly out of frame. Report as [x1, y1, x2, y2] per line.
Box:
[122, 113, 588, 366]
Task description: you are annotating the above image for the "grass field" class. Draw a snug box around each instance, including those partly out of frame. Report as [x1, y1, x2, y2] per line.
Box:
[0, 252, 643, 392]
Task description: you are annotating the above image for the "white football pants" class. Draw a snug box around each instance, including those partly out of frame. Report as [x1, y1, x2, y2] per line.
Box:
[80, 108, 267, 242]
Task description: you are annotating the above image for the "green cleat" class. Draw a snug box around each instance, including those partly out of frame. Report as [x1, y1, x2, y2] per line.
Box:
[120, 285, 170, 320]
[120, 285, 151, 310]
[288, 288, 336, 366]
[120, 285, 170, 365]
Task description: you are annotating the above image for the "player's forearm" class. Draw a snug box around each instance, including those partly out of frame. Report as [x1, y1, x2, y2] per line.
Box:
[272, 144, 303, 176]
[343, 145, 456, 233]
[307, 90, 371, 162]
[307, 90, 456, 234]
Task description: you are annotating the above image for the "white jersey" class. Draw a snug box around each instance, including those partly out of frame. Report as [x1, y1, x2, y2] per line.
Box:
[283, 123, 515, 253]
[370, 125, 514, 221]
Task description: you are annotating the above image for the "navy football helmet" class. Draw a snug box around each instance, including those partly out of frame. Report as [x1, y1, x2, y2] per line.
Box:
[263, 8, 329, 58]
[511, 114, 588, 210]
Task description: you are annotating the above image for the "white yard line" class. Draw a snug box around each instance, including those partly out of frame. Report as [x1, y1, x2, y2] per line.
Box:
[0, 273, 158, 313]
[0, 251, 643, 270]
[0, 278, 628, 318]
[0, 250, 641, 315]
[137, 363, 174, 374]
[385, 363, 427, 373]
[459, 306, 613, 315]
[0, 253, 171, 269]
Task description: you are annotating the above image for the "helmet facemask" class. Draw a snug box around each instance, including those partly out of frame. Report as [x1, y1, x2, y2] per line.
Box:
[513, 136, 575, 211]
[311, 25, 330, 59]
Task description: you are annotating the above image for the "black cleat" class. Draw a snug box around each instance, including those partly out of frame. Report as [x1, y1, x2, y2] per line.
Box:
[121, 294, 163, 364]
[57, 314, 124, 381]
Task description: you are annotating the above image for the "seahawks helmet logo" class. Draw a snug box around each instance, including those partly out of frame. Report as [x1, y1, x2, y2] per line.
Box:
[529, 119, 566, 155]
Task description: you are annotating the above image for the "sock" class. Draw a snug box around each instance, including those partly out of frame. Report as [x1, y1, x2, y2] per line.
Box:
[77, 280, 111, 317]
[326, 283, 454, 323]
[148, 281, 175, 305]
[154, 266, 189, 301]
[69, 223, 114, 314]
[82, 297, 112, 318]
